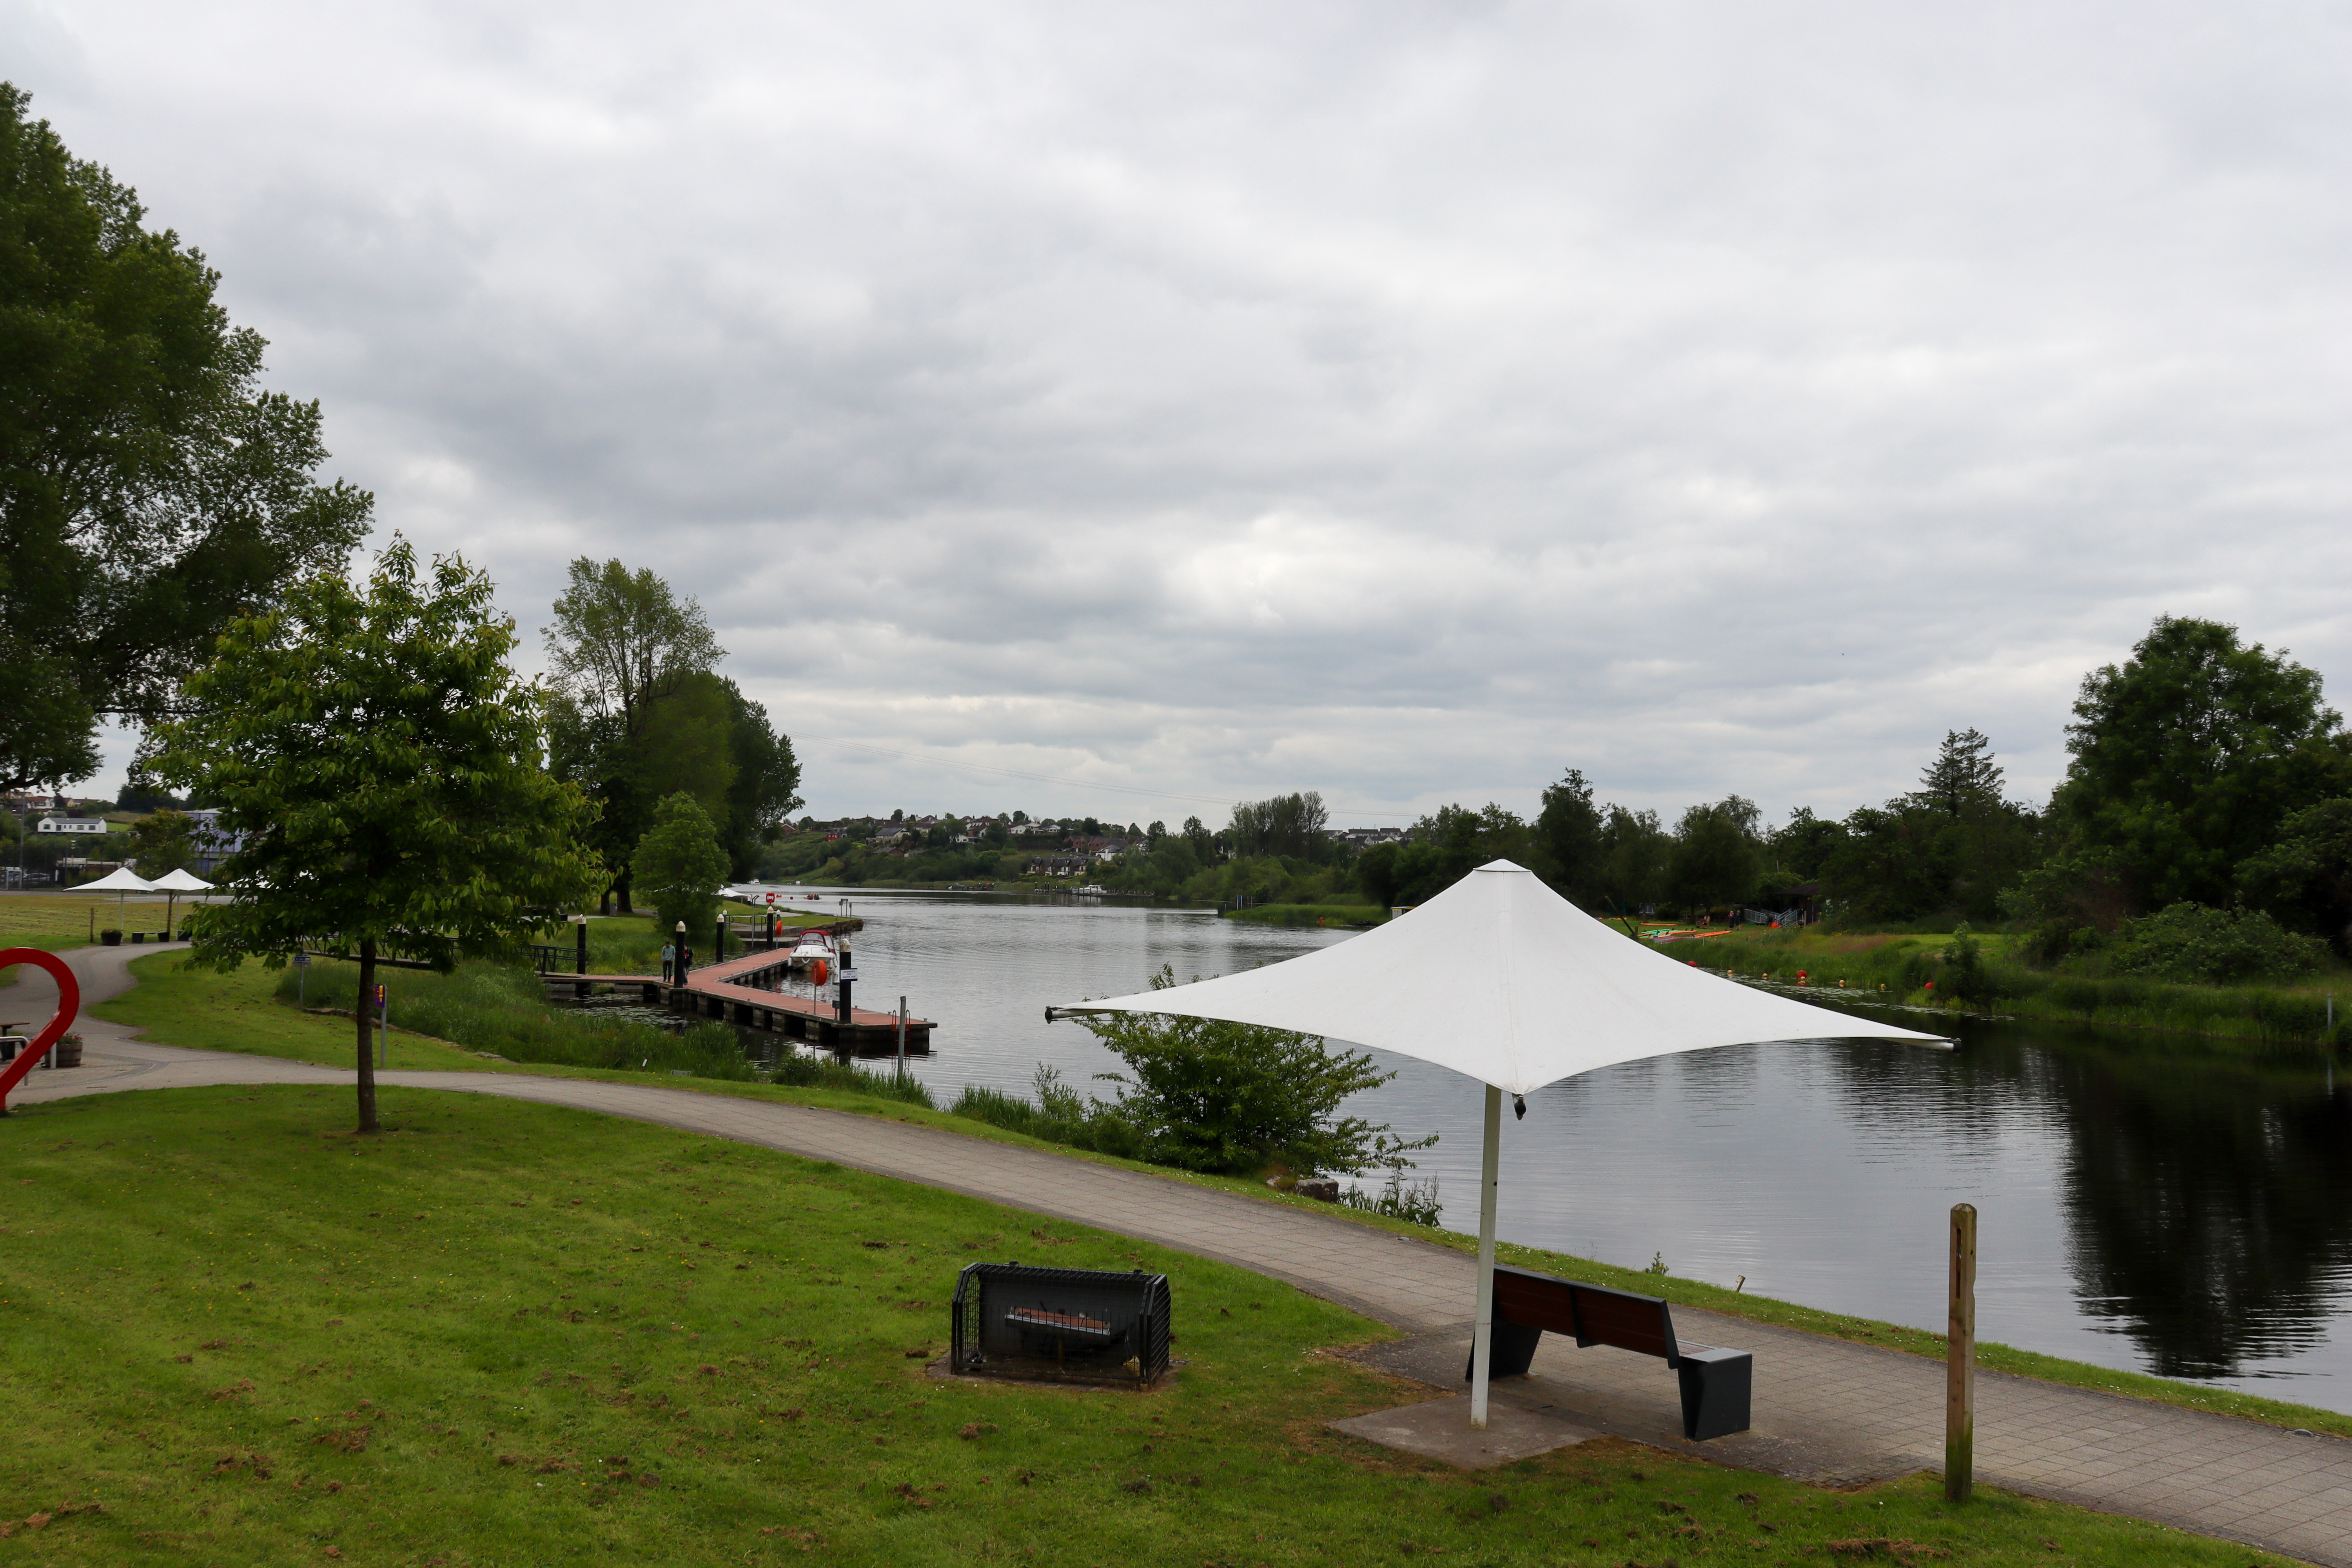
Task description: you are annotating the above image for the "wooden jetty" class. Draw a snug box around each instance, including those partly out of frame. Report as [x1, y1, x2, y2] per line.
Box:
[543, 944, 933, 1057]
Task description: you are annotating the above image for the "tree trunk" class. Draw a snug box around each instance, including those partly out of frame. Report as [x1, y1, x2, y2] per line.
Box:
[355, 936, 381, 1133]
[616, 869, 634, 915]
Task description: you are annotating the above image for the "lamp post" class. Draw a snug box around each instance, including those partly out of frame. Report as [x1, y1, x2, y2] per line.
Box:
[674, 920, 688, 982]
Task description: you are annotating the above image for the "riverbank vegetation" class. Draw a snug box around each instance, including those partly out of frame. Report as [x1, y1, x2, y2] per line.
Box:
[87, 952, 2352, 1442]
[1685, 924, 2348, 1045]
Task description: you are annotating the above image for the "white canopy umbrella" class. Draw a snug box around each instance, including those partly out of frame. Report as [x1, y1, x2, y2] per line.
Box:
[77, 866, 155, 893]
[1051, 859, 1951, 1427]
[76, 865, 156, 938]
[147, 867, 214, 939]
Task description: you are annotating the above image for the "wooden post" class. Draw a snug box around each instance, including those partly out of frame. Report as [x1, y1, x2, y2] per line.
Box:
[896, 996, 907, 1076]
[1946, 1202, 1977, 1503]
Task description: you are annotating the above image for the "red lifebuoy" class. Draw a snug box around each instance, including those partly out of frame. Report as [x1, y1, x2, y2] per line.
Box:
[811, 958, 829, 986]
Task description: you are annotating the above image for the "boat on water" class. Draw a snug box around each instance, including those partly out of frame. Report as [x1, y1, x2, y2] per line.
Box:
[785, 926, 838, 980]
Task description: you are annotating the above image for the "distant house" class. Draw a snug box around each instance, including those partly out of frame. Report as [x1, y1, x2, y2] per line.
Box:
[3, 792, 71, 815]
[1026, 855, 1089, 878]
[36, 817, 108, 836]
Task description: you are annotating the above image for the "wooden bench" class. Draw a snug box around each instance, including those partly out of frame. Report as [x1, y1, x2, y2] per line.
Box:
[1464, 1263, 1753, 1440]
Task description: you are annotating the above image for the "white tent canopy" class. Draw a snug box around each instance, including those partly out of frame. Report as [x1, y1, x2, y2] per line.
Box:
[1052, 859, 1949, 1428]
[76, 867, 156, 893]
[147, 868, 214, 893]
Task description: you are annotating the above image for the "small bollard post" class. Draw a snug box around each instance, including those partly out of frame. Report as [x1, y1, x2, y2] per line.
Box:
[896, 996, 907, 1076]
[1947, 1202, 1977, 1503]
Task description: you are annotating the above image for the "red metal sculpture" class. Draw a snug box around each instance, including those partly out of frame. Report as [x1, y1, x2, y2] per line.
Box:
[0, 948, 81, 1112]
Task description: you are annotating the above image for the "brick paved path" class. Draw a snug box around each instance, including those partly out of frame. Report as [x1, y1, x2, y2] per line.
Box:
[9, 942, 2352, 1565]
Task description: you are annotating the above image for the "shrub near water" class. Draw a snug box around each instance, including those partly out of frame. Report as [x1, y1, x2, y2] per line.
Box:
[2106, 903, 2329, 984]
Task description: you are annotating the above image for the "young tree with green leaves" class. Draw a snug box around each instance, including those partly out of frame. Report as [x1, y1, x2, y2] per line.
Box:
[148, 541, 604, 1132]
[1080, 966, 1434, 1176]
[0, 85, 373, 791]
[630, 791, 731, 944]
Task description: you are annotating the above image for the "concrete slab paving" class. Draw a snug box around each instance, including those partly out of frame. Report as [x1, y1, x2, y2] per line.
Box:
[1328, 1396, 1601, 1468]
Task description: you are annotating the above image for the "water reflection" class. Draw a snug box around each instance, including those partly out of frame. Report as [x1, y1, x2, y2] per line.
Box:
[746, 886, 2352, 1410]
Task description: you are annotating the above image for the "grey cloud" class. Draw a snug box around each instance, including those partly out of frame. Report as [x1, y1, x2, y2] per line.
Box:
[29, 0, 2351, 823]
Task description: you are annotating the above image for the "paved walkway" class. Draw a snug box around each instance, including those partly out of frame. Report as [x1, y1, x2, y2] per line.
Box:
[8, 944, 2352, 1565]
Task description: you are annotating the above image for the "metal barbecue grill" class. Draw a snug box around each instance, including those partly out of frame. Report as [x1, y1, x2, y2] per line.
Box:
[951, 1261, 1172, 1387]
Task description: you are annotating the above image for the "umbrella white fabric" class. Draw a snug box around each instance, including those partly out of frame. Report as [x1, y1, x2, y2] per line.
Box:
[1051, 859, 1951, 1427]
[147, 867, 214, 941]
[76, 867, 156, 893]
[76, 865, 157, 938]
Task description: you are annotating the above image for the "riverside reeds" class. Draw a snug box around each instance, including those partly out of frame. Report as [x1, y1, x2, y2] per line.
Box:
[1695, 929, 2348, 1046]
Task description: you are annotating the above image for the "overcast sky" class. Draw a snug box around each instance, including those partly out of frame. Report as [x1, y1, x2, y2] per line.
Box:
[16, 0, 2350, 826]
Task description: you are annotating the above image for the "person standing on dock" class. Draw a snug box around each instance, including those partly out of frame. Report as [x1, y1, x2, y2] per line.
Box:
[661, 940, 675, 984]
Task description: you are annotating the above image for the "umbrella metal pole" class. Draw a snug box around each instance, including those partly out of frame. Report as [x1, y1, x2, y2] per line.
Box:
[1470, 1083, 1502, 1428]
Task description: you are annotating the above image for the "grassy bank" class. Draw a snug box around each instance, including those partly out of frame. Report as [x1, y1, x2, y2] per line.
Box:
[0, 1086, 2299, 1566]
[1680, 927, 2352, 1047]
[1218, 902, 1390, 928]
[1, 891, 188, 963]
[93, 953, 2352, 1443]
[95, 953, 932, 1107]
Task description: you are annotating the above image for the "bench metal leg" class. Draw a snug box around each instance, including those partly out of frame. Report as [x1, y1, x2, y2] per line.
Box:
[1463, 1319, 1544, 1382]
[1676, 1347, 1753, 1440]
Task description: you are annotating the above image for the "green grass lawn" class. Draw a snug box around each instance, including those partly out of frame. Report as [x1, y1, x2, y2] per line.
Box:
[0, 1087, 2301, 1566]
[89, 953, 2352, 1447]
[2, 894, 189, 985]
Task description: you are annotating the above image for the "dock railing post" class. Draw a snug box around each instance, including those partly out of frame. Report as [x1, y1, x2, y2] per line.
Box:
[1946, 1202, 1977, 1503]
[897, 996, 907, 1076]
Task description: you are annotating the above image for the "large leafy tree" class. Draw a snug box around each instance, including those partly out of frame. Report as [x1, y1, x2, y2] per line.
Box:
[2053, 617, 2352, 911]
[1355, 803, 1530, 908]
[0, 85, 373, 790]
[2237, 799, 2352, 956]
[719, 680, 803, 878]
[149, 541, 604, 1132]
[543, 559, 798, 893]
[1226, 791, 1333, 862]
[1667, 795, 1763, 912]
[1594, 804, 1671, 917]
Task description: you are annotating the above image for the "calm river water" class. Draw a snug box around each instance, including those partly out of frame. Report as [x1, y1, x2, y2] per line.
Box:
[747, 885, 2352, 1413]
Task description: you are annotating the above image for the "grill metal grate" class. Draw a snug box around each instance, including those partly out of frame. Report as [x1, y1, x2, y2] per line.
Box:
[951, 1261, 1172, 1387]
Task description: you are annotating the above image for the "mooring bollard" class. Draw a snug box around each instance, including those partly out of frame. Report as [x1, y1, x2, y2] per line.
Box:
[1947, 1202, 1977, 1503]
